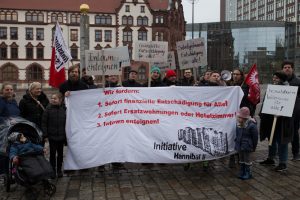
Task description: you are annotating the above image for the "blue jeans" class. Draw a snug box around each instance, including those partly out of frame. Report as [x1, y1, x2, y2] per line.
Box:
[268, 130, 288, 164]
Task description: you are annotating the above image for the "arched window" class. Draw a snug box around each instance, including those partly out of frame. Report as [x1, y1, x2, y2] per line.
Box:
[11, 11, 17, 21]
[57, 13, 63, 23]
[26, 63, 43, 81]
[138, 65, 146, 80]
[51, 13, 57, 22]
[122, 16, 127, 25]
[70, 14, 80, 24]
[25, 11, 43, 22]
[25, 12, 31, 21]
[95, 15, 112, 25]
[0, 42, 7, 59]
[0, 11, 18, 21]
[128, 16, 133, 25]
[0, 11, 5, 21]
[142, 17, 148, 25]
[38, 12, 44, 22]
[137, 16, 143, 25]
[0, 63, 18, 81]
[95, 15, 101, 24]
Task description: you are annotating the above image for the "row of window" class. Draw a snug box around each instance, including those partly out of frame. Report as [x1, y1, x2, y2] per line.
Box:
[0, 11, 17, 21]
[0, 64, 149, 82]
[122, 16, 148, 25]
[0, 63, 44, 81]
[125, 5, 145, 13]
[0, 43, 44, 60]
[0, 27, 44, 40]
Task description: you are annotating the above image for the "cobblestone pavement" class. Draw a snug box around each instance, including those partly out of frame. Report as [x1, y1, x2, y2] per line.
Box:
[1, 141, 300, 200]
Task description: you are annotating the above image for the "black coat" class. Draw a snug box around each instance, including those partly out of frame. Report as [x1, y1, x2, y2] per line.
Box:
[122, 79, 142, 87]
[287, 74, 300, 118]
[59, 80, 88, 95]
[178, 76, 195, 86]
[41, 104, 66, 142]
[19, 91, 49, 128]
[143, 79, 166, 87]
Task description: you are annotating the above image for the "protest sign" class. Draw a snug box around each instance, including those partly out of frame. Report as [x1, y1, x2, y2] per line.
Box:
[85, 46, 130, 75]
[153, 51, 176, 71]
[64, 87, 243, 170]
[261, 85, 298, 117]
[134, 41, 168, 63]
[176, 38, 207, 69]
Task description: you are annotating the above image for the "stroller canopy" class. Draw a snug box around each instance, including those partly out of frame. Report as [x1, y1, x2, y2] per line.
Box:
[0, 117, 43, 156]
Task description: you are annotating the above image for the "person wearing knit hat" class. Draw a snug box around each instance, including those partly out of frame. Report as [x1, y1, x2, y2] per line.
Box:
[235, 107, 258, 180]
[164, 70, 177, 86]
[143, 65, 165, 87]
[273, 71, 288, 85]
[259, 69, 294, 171]
[122, 69, 142, 87]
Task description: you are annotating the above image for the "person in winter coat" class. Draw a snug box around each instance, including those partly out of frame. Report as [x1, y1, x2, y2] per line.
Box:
[281, 61, 300, 161]
[122, 70, 142, 87]
[163, 70, 177, 86]
[9, 132, 45, 164]
[42, 92, 66, 178]
[143, 66, 166, 87]
[235, 107, 258, 180]
[0, 83, 20, 119]
[178, 69, 195, 86]
[19, 82, 49, 129]
[59, 65, 89, 97]
[259, 71, 294, 171]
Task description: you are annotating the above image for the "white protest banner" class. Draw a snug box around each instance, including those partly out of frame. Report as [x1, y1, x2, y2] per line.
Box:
[176, 38, 207, 69]
[134, 41, 168, 63]
[153, 51, 176, 71]
[261, 85, 298, 117]
[85, 46, 130, 76]
[64, 87, 243, 170]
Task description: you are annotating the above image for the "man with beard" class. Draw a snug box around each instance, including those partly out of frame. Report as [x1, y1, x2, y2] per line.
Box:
[59, 65, 88, 97]
[282, 61, 300, 161]
[122, 69, 142, 87]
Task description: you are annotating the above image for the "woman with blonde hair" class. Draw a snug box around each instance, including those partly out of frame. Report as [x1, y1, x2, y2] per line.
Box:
[0, 83, 20, 119]
[19, 82, 49, 128]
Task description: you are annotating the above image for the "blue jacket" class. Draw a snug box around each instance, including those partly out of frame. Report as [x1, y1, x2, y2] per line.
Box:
[9, 141, 43, 160]
[0, 97, 20, 119]
[235, 120, 258, 152]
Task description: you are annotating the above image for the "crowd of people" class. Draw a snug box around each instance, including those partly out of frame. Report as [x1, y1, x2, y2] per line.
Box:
[0, 60, 300, 180]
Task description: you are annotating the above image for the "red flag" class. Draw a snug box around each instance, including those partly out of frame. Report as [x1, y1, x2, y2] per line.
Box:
[49, 46, 65, 88]
[244, 63, 260, 105]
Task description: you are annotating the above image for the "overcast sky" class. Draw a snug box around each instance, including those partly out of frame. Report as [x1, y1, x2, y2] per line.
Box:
[182, 0, 220, 23]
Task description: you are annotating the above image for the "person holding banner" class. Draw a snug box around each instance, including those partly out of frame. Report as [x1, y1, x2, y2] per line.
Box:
[105, 75, 121, 87]
[235, 107, 258, 180]
[163, 70, 177, 86]
[122, 70, 142, 87]
[198, 70, 212, 86]
[143, 66, 166, 87]
[259, 71, 294, 171]
[59, 65, 88, 97]
[282, 61, 300, 161]
[178, 69, 195, 86]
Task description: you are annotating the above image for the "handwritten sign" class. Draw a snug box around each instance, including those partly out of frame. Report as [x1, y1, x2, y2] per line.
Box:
[85, 46, 130, 75]
[153, 51, 176, 71]
[261, 85, 298, 117]
[176, 38, 207, 69]
[134, 41, 168, 63]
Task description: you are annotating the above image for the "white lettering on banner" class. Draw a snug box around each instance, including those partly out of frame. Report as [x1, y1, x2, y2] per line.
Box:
[176, 38, 207, 69]
[64, 87, 243, 170]
[262, 85, 298, 117]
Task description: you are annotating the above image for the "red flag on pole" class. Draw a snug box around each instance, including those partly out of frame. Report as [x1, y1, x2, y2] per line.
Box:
[244, 63, 260, 105]
[49, 22, 72, 88]
[49, 46, 65, 88]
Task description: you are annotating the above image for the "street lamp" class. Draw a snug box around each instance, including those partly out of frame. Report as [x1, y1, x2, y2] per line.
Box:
[187, 0, 200, 39]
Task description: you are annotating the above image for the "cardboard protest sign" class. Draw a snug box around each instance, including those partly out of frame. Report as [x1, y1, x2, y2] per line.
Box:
[134, 41, 168, 63]
[261, 85, 298, 117]
[153, 51, 176, 71]
[176, 38, 207, 69]
[85, 46, 130, 75]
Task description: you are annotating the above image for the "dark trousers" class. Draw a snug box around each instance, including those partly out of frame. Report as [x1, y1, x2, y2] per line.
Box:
[49, 140, 64, 172]
[292, 118, 300, 156]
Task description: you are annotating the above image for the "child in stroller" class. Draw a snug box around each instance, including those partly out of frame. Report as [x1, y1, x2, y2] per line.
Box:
[7, 131, 56, 197]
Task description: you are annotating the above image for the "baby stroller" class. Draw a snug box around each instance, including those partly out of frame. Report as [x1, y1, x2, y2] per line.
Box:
[0, 117, 56, 197]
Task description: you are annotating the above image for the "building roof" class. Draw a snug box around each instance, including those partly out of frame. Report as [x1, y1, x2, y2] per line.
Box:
[0, 0, 170, 13]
